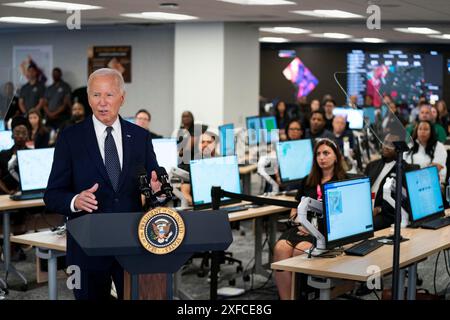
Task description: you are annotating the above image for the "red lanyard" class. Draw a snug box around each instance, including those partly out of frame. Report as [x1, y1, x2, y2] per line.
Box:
[316, 184, 322, 201]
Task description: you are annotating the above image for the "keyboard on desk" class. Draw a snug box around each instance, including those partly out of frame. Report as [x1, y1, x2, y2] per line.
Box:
[420, 216, 450, 230]
[10, 192, 45, 201]
[344, 239, 384, 256]
[221, 205, 248, 213]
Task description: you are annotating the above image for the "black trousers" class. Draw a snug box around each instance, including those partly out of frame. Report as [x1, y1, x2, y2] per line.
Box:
[73, 259, 124, 300]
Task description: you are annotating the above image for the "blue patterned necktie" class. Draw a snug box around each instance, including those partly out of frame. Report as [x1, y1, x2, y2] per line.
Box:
[104, 126, 121, 191]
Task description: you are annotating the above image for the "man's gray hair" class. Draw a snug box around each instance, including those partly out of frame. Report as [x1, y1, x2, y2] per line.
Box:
[87, 68, 125, 94]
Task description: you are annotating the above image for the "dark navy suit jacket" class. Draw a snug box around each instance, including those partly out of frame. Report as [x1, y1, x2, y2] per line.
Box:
[44, 116, 159, 270]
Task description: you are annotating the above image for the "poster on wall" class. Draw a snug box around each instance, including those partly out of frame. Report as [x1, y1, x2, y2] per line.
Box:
[88, 46, 132, 82]
[12, 45, 53, 86]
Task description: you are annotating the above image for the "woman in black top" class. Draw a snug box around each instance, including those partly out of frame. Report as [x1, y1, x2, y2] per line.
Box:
[275, 101, 289, 135]
[27, 108, 50, 148]
[274, 138, 348, 300]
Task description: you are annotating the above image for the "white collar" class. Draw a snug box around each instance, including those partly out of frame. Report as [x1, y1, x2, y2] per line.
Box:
[92, 114, 121, 133]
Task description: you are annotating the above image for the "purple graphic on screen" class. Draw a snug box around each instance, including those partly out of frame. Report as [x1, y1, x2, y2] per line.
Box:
[282, 57, 318, 98]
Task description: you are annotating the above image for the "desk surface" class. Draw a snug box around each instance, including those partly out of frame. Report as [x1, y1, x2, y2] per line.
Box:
[0, 195, 45, 211]
[227, 195, 294, 222]
[10, 230, 66, 252]
[271, 226, 450, 282]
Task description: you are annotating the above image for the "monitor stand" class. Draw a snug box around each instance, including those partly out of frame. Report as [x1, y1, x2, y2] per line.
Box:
[305, 247, 328, 257]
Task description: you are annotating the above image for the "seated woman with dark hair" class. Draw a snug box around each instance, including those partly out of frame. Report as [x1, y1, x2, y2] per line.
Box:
[273, 138, 352, 300]
[27, 108, 50, 148]
[404, 120, 447, 185]
[280, 119, 303, 142]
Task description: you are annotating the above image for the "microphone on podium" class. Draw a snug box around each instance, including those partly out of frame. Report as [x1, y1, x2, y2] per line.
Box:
[137, 165, 152, 199]
[155, 166, 174, 200]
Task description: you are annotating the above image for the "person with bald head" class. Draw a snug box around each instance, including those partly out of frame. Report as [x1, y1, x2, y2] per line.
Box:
[406, 103, 447, 142]
[331, 115, 354, 154]
[44, 68, 163, 300]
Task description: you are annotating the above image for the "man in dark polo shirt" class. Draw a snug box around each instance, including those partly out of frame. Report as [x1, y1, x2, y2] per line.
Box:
[43, 68, 72, 129]
[18, 65, 46, 115]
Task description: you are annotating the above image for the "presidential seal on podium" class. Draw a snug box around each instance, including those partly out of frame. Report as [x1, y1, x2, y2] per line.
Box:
[138, 207, 185, 255]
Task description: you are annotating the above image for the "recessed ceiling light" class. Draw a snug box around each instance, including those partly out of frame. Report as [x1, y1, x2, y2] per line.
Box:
[121, 12, 198, 21]
[0, 16, 57, 24]
[219, 0, 295, 5]
[428, 34, 450, 40]
[309, 33, 353, 39]
[394, 27, 440, 35]
[3, 1, 102, 10]
[259, 27, 311, 34]
[291, 10, 363, 18]
[259, 37, 289, 43]
[360, 37, 387, 43]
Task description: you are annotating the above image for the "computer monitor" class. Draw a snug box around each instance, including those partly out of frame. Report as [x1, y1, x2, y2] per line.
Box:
[219, 123, 235, 156]
[260, 116, 278, 144]
[363, 106, 376, 124]
[17, 148, 55, 192]
[405, 166, 444, 224]
[189, 155, 241, 209]
[246, 116, 261, 146]
[0, 119, 5, 131]
[323, 177, 374, 249]
[152, 138, 178, 173]
[333, 107, 364, 130]
[0, 130, 14, 151]
[276, 139, 313, 185]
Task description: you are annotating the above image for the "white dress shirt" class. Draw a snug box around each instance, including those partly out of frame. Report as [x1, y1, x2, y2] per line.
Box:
[371, 160, 396, 199]
[70, 115, 123, 212]
[404, 140, 447, 183]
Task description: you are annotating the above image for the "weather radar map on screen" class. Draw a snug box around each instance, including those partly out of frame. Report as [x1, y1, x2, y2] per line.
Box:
[347, 50, 443, 107]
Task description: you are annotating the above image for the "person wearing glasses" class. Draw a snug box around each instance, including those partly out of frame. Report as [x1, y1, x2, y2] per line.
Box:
[134, 109, 162, 139]
[280, 119, 303, 142]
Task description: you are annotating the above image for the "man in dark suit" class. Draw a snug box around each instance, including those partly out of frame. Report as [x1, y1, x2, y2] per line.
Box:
[44, 68, 162, 300]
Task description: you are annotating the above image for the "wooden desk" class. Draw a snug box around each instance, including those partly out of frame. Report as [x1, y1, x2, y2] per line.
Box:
[228, 194, 294, 222]
[0, 195, 44, 211]
[227, 195, 294, 276]
[0, 195, 45, 290]
[11, 230, 66, 252]
[11, 231, 66, 300]
[271, 226, 450, 299]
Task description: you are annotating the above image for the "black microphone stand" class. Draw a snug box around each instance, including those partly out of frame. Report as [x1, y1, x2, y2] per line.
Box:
[391, 140, 409, 300]
[140, 179, 173, 211]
